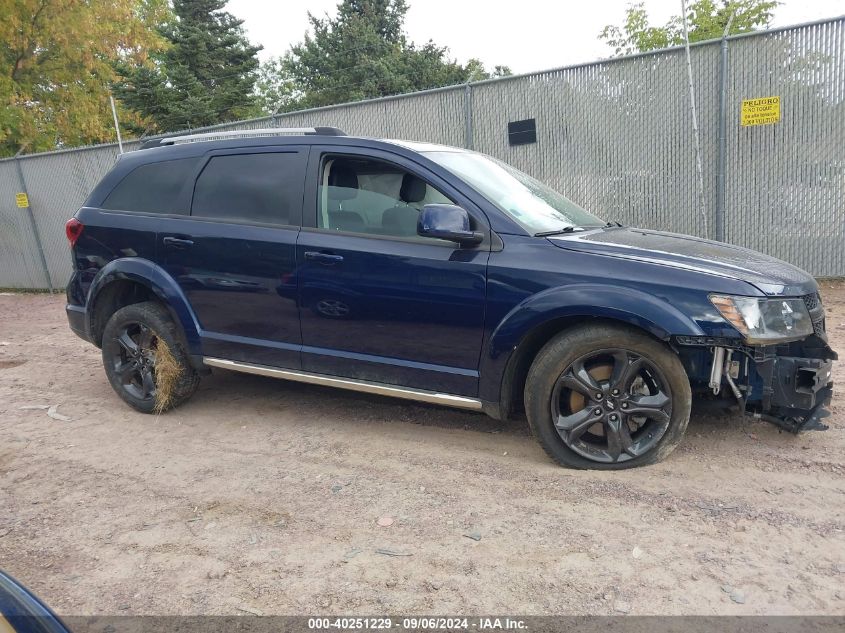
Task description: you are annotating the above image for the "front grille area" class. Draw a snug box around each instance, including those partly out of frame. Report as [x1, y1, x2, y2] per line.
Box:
[802, 293, 826, 337]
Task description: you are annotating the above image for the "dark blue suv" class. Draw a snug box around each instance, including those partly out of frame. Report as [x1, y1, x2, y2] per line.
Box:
[65, 127, 836, 469]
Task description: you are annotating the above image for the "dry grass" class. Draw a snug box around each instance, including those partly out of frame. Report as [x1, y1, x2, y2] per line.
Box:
[153, 337, 182, 414]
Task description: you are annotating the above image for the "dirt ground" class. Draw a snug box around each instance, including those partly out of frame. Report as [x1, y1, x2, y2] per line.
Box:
[0, 284, 844, 616]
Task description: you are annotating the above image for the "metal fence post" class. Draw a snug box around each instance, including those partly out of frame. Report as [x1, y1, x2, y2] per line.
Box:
[464, 82, 473, 150]
[713, 17, 736, 244]
[110, 95, 124, 154]
[680, 0, 710, 239]
[13, 154, 53, 291]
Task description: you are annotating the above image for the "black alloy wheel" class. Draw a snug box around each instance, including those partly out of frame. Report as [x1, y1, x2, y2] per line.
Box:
[110, 322, 159, 402]
[524, 324, 691, 469]
[551, 349, 672, 464]
[101, 301, 200, 413]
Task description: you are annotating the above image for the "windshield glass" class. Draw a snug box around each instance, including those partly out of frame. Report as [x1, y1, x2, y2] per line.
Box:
[424, 150, 604, 234]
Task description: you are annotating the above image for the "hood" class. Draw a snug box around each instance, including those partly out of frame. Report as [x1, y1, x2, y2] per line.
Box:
[548, 227, 816, 296]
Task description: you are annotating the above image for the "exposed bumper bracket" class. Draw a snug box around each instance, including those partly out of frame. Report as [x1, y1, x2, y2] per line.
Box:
[759, 392, 832, 433]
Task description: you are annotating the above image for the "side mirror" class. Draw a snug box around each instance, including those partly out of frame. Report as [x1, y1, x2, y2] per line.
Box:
[417, 204, 483, 245]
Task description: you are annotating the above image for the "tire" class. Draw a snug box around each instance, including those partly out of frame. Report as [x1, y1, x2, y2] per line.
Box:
[524, 323, 691, 470]
[101, 301, 200, 414]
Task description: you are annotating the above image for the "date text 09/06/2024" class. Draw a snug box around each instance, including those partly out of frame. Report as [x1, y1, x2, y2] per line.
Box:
[307, 617, 528, 630]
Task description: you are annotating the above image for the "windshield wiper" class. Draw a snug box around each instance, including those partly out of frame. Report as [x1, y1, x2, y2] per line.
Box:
[534, 226, 578, 237]
[536, 221, 622, 237]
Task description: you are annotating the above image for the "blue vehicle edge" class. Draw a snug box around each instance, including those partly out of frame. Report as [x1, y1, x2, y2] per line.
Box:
[0, 569, 71, 633]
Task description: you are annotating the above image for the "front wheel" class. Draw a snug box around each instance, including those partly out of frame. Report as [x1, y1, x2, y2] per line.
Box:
[525, 324, 691, 469]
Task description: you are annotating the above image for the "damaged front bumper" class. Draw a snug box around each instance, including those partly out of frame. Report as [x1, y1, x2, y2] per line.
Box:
[752, 350, 835, 432]
[676, 333, 836, 433]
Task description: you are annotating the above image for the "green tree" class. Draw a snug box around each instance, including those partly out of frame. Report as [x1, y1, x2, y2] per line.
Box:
[254, 58, 299, 116]
[600, 0, 778, 56]
[259, 0, 510, 113]
[0, 0, 168, 156]
[114, 0, 262, 132]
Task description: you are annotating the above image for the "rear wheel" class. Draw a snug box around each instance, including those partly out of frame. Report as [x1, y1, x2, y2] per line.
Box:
[525, 324, 691, 469]
[101, 301, 200, 414]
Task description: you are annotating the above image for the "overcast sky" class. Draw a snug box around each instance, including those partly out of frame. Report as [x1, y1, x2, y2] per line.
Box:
[226, 0, 844, 73]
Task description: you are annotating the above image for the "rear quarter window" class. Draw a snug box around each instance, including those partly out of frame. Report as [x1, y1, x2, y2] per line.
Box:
[101, 158, 197, 214]
[191, 152, 303, 226]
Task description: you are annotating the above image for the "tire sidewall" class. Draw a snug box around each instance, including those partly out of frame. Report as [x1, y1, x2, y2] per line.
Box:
[525, 325, 691, 470]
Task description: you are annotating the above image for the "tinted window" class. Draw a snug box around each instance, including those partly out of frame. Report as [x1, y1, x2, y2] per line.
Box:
[102, 158, 197, 214]
[192, 152, 302, 225]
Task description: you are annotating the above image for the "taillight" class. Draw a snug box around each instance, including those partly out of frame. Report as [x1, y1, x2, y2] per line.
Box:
[65, 218, 84, 248]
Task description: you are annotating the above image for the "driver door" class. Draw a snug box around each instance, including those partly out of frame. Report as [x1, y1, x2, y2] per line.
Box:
[296, 147, 490, 396]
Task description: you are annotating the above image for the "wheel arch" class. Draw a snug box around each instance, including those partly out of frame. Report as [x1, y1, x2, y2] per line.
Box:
[86, 258, 201, 354]
[481, 284, 703, 418]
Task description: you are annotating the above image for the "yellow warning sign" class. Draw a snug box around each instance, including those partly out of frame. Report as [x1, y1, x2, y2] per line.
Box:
[15, 192, 29, 208]
[741, 96, 781, 127]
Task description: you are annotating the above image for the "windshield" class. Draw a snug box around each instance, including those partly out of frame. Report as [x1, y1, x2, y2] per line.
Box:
[424, 150, 604, 234]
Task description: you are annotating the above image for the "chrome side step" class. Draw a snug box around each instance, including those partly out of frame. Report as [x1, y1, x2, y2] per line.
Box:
[202, 357, 484, 411]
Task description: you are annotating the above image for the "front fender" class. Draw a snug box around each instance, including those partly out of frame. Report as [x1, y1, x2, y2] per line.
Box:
[478, 283, 706, 404]
[86, 258, 202, 354]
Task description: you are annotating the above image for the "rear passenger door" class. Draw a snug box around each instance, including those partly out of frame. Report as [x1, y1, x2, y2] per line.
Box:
[158, 147, 306, 368]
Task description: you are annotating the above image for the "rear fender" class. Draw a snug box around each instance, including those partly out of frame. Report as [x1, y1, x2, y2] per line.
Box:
[86, 258, 201, 354]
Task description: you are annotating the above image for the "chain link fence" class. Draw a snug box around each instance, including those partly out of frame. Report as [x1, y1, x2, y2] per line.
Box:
[1, 16, 843, 289]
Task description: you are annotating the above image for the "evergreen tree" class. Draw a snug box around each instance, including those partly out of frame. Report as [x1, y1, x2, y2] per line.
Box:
[115, 0, 262, 132]
[260, 0, 510, 113]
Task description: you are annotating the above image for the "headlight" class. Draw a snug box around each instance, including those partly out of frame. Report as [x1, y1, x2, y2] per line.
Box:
[709, 295, 813, 344]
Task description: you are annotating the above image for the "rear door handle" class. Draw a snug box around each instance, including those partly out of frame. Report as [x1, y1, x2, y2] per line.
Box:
[304, 251, 344, 265]
[163, 236, 194, 249]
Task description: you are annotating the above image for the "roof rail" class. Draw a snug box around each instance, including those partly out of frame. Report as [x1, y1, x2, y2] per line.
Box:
[143, 126, 346, 148]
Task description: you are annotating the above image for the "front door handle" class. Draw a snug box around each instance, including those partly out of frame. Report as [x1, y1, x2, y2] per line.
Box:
[163, 236, 194, 249]
[304, 251, 344, 265]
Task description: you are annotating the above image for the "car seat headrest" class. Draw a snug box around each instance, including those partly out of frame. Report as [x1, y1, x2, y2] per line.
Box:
[328, 165, 359, 201]
[400, 174, 426, 203]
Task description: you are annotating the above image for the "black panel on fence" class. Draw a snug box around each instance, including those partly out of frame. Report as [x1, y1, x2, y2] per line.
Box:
[508, 118, 537, 146]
